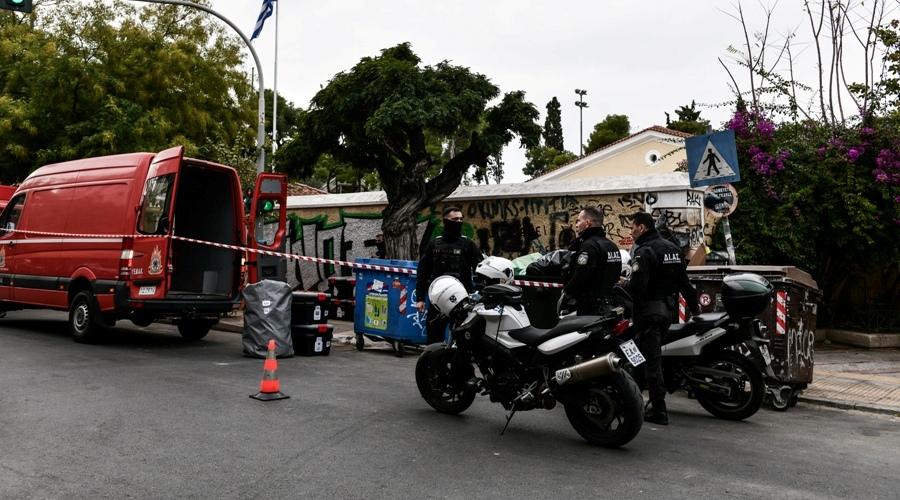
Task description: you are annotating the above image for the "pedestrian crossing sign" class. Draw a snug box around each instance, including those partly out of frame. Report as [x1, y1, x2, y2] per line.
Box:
[685, 129, 740, 188]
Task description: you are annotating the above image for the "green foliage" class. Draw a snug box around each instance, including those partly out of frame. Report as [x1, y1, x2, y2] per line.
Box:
[265, 89, 304, 148]
[274, 42, 540, 258]
[542, 97, 564, 151]
[0, 0, 256, 183]
[665, 101, 709, 135]
[725, 109, 900, 324]
[585, 114, 630, 154]
[523, 146, 576, 178]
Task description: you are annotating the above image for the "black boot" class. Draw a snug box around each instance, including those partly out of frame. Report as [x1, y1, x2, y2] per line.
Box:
[644, 402, 668, 425]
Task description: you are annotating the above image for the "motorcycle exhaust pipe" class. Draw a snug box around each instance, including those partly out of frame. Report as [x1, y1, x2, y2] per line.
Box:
[549, 352, 622, 388]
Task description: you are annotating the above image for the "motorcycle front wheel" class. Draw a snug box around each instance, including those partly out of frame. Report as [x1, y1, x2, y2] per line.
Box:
[694, 350, 766, 421]
[415, 347, 475, 414]
[562, 370, 644, 448]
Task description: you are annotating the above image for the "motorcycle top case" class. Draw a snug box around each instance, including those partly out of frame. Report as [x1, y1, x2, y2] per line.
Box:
[720, 273, 774, 319]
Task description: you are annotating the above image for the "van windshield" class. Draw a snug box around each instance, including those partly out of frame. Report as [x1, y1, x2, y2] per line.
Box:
[138, 174, 174, 234]
[0, 194, 25, 235]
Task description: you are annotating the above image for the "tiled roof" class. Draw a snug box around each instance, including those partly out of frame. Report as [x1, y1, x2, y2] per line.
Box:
[287, 182, 328, 196]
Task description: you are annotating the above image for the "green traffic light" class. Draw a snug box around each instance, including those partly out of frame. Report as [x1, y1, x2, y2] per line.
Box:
[1, 0, 32, 13]
[262, 200, 274, 212]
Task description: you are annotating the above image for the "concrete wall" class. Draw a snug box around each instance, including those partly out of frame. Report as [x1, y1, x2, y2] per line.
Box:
[284, 172, 706, 292]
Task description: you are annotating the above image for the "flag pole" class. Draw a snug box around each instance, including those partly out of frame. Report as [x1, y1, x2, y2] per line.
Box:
[272, 0, 279, 160]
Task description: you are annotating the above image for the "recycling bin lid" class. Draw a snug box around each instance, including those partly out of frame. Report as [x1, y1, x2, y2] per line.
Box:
[686, 265, 819, 291]
[355, 257, 419, 269]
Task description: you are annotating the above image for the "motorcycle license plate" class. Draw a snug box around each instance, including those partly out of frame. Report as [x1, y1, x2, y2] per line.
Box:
[620, 340, 646, 367]
[759, 344, 772, 366]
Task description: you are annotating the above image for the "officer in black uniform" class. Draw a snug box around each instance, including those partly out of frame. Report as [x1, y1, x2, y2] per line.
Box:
[415, 207, 484, 344]
[621, 211, 700, 425]
[562, 206, 622, 316]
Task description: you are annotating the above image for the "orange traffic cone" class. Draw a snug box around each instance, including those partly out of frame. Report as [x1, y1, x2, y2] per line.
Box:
[250, 340, 290, 401]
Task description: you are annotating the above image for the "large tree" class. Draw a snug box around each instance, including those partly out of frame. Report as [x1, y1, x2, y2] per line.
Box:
[0, 0, 256, 183]
[274, 43, 541, 259]
[584, 114, 630, 154]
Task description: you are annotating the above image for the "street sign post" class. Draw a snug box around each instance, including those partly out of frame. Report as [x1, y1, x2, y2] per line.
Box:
[686, 129, 740, 188]
[703, 183, 738, 265]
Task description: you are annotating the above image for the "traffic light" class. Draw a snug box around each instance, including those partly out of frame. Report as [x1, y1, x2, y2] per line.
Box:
[1, 0, 33, 13]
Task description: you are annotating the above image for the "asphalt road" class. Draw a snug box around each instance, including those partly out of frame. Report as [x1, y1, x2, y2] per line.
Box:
[1, 311, 898, 500]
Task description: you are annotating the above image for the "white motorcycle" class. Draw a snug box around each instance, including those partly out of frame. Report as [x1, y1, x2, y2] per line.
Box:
[415, 274, 646, 448]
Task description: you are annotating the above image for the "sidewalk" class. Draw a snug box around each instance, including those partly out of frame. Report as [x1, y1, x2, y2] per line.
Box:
[215, 313, 900, 417]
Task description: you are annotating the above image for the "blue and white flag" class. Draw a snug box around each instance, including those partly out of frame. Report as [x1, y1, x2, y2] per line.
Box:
[250, 0, 276, 40]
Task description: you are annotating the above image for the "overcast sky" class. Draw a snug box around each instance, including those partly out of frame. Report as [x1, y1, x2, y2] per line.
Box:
[207, 1, 823, 183]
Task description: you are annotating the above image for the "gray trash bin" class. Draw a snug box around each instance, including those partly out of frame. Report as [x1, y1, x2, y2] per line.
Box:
[242, 279, 294, 358]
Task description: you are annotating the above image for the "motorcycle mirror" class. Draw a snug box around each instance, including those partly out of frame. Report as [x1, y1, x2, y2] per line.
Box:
[612, 285, 633, 318]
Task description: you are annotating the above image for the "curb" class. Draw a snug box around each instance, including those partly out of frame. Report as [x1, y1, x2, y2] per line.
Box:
[798, 395, 900, 417]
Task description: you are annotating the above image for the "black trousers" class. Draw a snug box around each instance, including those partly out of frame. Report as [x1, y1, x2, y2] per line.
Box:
[633, 300, 671, 411]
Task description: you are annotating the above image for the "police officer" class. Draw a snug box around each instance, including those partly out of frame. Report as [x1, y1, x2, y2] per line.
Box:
[415, 207, 484, 344]
[621, 211, 700, 425]
[562, 206, 622, 316]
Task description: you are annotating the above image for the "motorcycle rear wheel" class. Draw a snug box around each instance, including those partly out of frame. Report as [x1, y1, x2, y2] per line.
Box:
[562, 370, 644, 448]
[694, 350, 766, 421]
[415, 348, 475, 414]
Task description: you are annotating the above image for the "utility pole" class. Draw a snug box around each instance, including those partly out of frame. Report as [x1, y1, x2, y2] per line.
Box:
[574, 89, 588, 156]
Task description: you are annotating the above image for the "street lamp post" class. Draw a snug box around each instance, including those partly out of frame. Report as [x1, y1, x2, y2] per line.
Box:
[574, 89, 588, 156]
[130, 0, 267, 174]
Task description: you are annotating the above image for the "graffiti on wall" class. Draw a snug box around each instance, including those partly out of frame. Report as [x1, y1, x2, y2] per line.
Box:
[285, 190, 703, 292]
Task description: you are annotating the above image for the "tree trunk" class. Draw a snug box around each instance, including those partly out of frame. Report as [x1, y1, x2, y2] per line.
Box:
[379, 158, 431, 261]
[382, 199, 422, 262]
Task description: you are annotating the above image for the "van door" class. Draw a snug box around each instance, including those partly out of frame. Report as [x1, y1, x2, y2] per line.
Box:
[129, 146, 184, 299]
[247, 173, 288, 284]
[0, 194, 25, 301]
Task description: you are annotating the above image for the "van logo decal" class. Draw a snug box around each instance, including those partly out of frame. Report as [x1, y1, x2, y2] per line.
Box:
[149, 246, 163, 275]
[0, 246, 5, 269]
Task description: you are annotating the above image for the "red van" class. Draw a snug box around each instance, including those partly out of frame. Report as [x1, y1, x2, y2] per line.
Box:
[0, 185, 16, 210]
[0, 146, 287, 342]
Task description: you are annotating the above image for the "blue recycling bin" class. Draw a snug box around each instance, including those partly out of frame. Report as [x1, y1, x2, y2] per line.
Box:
[353, 258, 427, 356]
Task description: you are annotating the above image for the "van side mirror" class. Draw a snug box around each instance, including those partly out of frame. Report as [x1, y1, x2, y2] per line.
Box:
[157, 214, 169, 235]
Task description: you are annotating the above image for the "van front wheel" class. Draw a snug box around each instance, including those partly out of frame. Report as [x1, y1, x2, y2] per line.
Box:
[177, 319, 213, 340]
[70, 291, 102, 343]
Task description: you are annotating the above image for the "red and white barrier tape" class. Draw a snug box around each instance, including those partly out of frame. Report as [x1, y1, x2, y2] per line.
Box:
[5, 228, 565, 288]
[511, 279, 564, 289]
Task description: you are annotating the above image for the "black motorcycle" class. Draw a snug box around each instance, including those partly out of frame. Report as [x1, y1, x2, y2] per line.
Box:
[415, 276, 646, 448]
[617, 273, 776, 421]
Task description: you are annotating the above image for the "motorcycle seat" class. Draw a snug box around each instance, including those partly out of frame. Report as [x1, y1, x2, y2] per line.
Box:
[664, 312, 728, 343]
[508, 315, 601, 346]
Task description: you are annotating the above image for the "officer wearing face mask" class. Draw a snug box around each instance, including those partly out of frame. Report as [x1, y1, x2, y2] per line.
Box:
[562, 206, 622, 316]
[415, 206, 484, 344]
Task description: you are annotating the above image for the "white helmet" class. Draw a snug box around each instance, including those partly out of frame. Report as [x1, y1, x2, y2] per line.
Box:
[475, 256, 515, 287]
[619, 249, 633, 279]
[428, 275, 469, 315]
